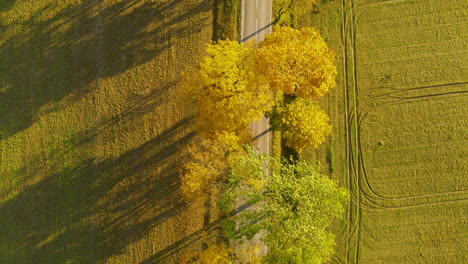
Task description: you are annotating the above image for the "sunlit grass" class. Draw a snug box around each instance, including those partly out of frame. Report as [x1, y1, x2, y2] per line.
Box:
[0, 0, 214, 263]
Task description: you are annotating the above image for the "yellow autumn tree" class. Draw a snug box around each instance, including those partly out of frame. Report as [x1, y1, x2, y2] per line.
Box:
[183, 40, 273, 134]
[180, 131, 246, 199]
[198, 242, 233, 264]
[256, 26, 336, 99]
[196, 240, 263, 264]
[179, 239, 237, 264]
[271, 98, 331, 151]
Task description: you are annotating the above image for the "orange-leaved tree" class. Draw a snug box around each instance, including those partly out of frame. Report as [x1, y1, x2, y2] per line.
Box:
[256, 26, 336, 99]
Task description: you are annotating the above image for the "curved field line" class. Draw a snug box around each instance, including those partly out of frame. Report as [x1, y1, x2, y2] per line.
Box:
[348, 0, 468, 210]
[340, 1, 363, 263]
[354, 105, 468, 210]
[356, 112, 468, 199]
[356, 108, 468, 210]
[354, 113, 468, 211]
[341, 1, 468, 262]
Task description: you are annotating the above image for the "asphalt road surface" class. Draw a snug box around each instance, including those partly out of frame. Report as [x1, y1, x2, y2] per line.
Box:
[241, 0, 272, 257]
[243, 0, 272, 159]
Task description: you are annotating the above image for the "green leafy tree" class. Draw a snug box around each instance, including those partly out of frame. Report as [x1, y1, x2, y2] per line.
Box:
[220, 147, 349, 264]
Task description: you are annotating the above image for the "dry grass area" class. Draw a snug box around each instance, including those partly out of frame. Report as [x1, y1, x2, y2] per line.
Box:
[0, 0, 217, 263]
[302, 0, 467, 263]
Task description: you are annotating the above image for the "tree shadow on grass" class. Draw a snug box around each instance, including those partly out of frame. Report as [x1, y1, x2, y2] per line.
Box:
[0, 0, 211, 139]
[139, 203, 254, 264]
[1, 78, 179, 199]
[0, 115, 196, 264]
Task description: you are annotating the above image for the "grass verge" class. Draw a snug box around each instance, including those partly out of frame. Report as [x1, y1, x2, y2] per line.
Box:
[213, 0, 239, 40]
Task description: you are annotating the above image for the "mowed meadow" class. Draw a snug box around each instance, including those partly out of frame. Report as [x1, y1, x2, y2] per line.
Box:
[303, 0, 467, 263]
[0, 0, 215, 263]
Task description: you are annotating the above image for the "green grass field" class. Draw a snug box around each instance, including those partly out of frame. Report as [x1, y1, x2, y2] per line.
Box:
[0, 0, 217, 263]
[302, 0, 467, 263]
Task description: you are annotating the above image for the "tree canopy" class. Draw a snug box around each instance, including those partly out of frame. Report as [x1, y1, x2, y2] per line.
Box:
[256, 26, 337, 99]
[180, 25, 343, 264]
[219, 147, 349, 264]
[271, 98, 332, 151]
[181, 27, 337, 152]
[180, 132, 246, 199]
[183, 40, 273, 134]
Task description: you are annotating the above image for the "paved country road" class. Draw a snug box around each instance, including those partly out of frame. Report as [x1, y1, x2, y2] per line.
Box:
[241, 0, 273, 257]
[242, 0, 273, 158]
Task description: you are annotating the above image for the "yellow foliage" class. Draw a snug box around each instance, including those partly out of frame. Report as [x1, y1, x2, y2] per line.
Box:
[256, 26, 336, 99]
[245, 177, 266, 191]
[181, 132, 246, 199]
[184, 40, 273, 133]
[236, 243, 264, 264]
[198, 242, 233, 264]
[197, 241, 264, 264]
[272, 98, 331, 151]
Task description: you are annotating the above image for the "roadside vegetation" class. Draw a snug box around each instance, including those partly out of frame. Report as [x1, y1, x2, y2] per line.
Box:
[213, 0, 240, 40]
[178, 25, 348, 263]
[219, 147, 348, 264]
[273, 0, 320, 27]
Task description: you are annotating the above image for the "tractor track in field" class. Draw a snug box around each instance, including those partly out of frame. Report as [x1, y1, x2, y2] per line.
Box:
[355, 113, 468, 207]
[341, 0, 361, 263]
[369, 81, 468, 99]
[349, 2, 362, 262]
[354, 83, 468, 208]
[340, 0, 467, 263]
[358, 83, 468, 109]
[340, 0, 353, 262]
